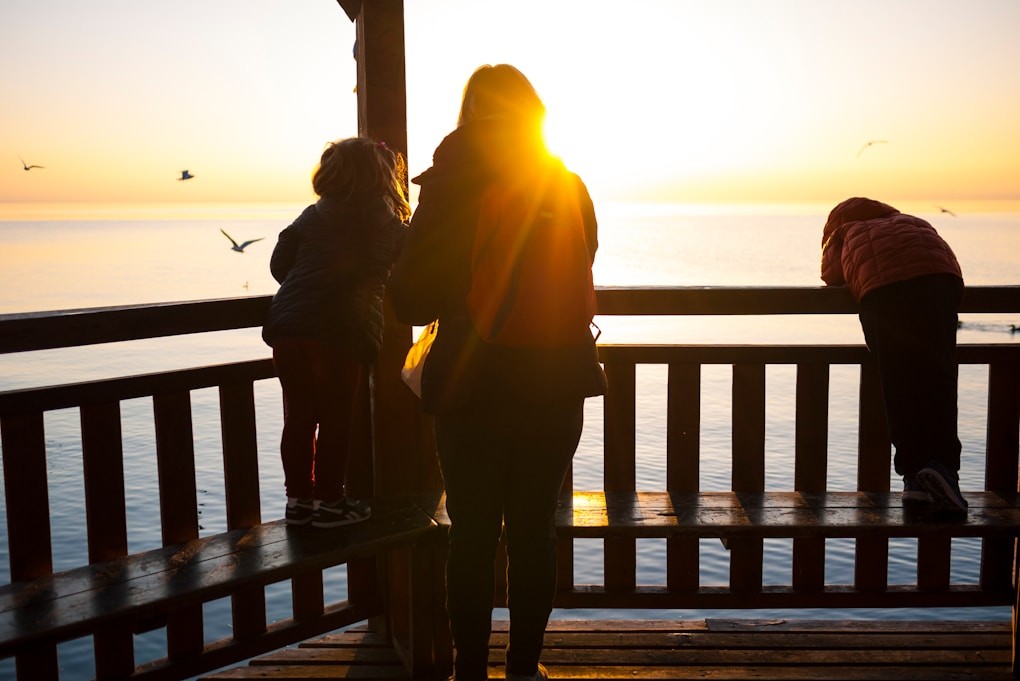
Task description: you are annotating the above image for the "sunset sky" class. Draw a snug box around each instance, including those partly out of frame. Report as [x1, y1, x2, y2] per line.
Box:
[2, 1, 1018, 208]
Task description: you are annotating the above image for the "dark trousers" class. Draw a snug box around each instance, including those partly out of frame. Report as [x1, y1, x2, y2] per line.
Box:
[435, 401, 583, 681]
[273, 338, 363, 502]
[858, 274, 962, 477]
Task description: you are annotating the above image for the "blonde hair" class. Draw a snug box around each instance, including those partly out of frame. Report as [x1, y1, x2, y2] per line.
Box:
[458, 64, 546, 127]
[311, 138, 411, 222]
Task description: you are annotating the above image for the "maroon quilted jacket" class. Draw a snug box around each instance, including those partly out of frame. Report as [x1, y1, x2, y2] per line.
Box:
[820, 197, 962, 301]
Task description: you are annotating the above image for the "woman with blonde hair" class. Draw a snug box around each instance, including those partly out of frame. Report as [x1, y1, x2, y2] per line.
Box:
[390, 65, 606, 681]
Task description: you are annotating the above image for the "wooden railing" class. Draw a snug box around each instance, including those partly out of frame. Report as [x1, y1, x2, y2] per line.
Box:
[0, 297, 443, 680]
[0, 287, 1018, 680]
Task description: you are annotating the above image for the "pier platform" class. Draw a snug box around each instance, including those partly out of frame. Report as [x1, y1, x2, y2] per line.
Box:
[202, 618, 1013, 680]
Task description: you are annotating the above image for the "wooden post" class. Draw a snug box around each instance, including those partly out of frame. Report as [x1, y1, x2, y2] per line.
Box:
[350, 1, 446, 675]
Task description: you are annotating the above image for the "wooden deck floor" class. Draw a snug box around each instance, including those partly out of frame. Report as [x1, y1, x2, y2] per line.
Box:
[200, 618, 1014, 680]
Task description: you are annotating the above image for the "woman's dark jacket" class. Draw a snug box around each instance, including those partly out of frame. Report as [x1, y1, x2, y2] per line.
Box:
[388, 116, 607, 414]
[262, 196, 405, 363]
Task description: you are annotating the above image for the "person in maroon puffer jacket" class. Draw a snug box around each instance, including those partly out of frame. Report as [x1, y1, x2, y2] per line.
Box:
[822, 197, 966, 516]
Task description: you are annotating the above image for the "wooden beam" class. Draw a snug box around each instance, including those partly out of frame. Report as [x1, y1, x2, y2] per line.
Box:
[336, 0, 361, 22]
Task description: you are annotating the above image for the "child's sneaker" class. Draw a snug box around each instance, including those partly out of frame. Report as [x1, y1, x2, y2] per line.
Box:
[916, 461, 968, 517]
[901, 476, 931, 504]
[311, 497, 371, 528]
[285, 497, 316, 526]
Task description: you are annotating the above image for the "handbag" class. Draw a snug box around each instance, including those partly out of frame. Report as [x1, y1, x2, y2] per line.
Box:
[401, 321, 437, 398]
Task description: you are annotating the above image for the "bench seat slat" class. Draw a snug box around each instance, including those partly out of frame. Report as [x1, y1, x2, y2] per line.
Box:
[420, 491, 1020, 539]
[0, 501, 437, 655]
[556, 491, 1020, 538]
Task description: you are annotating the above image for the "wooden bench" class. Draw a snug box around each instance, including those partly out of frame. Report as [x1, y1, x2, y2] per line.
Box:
[0, 499, 437, 654]
[420, 487, 1020, 670]
[0, 497, 440, 677]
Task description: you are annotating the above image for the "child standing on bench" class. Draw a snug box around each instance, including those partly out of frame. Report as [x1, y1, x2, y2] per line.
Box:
[262, 138, 409, 527]
[821, 197, 966, 516]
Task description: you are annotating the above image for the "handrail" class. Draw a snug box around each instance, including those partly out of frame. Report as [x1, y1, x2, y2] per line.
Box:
[2, 286, 1017, 355]
[1, 287, 1018, 680]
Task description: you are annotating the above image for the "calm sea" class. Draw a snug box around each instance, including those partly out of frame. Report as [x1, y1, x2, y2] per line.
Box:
[1, 200, 1018, 678]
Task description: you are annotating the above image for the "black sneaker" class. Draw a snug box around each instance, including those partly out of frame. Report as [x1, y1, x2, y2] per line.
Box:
[916, 461, 968, 517]
[285, 498, 316, 526]
[901, 476, 931, 504]
[312, 498, 371, 528]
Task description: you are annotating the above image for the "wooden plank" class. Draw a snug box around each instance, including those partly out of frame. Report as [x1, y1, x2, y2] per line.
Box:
[856, 361, 890, 492]
[1, 412, 53, 581]
[604, 361, 636, 592]
[604, 361, 636, 491]
[219, 382, 261, 530]
[731, 363, 765, 592]
[2, 286, 1015, 355]
[552, 584, 1012, 611]
[218, 381, 268, 641]
[0, 413, 60, 680]
[153, 391, 199, 545]
[666, 362, 700, 492]
[0, 297, 271, 354]
[984, 361, 1020, 493]
[731, 363, 765, 492]
[590, 285, 1020, 317]
[917, 535, 952, 591]
[793, 363, 829, 592]
[0, 359, 275, 417]
[856, 361, 890, 593]
[795, 363, 829, 492]
[666, 371, 700, 592]
[597, 343, 1016, 369]
[554, 491, 1020, 538]
[202, 619, 1016, 681]
[0, 502, 436, 655]
[153, 389, 204, 657]
[80, 401, 135, 674]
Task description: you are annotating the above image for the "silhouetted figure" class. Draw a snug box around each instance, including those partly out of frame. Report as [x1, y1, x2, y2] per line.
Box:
[262, 138, 408, 528]
[822, 197, 966, 516]
[178, 170, 194, 181]
[389, 64, 606, 681]
[19, 156, 44, 171]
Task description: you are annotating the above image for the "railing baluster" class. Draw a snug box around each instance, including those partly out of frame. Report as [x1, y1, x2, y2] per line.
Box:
[81, 401, 134, 676]
[981, 361, 1020, 593]
[793, 363, 829, 593]
[730, 363, 765, 592]
[603, 361, 636, 591]
[153, 391, 204, 657]
[856, 361, 890, 592]
[1, 412, 58, 680]
[918, 536, 952, 591]
[219, 382, 267, 640]
[666, 362, 699, 592]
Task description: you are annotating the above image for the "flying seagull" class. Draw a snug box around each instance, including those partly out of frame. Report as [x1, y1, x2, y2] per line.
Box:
[19, 156, 44, 171]
[178, 170, 194, 181]
[221, 228, 264, 253]
[935, 205, 957, 217]
[856, 140, 889, 158]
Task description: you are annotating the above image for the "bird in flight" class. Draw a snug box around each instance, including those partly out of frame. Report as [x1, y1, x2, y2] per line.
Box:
[178, 170, 194, 181]
[856, 140, 889, 158]
[935, 205, 957, 217]
[221, 228, 264, 253]
[19, 156, 44, 171]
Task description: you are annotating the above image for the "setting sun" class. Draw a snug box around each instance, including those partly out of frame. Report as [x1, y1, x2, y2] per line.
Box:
[2, 1, 1018, 207]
